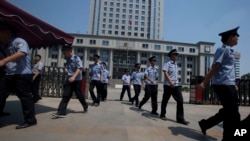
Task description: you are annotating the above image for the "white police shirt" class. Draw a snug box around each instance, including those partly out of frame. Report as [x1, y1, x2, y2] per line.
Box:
[163, 60, 179, 86]
[66, 55, 83, 81]
[131, 71, 144, 85]
[144, 65, 158, 85]
[5, 37, 32, 75]
[89, 63, 103, 81]
[32, 61, 44, 74]
[122, 74, 131, 85]
[102, 69, 111, 83]
[212, 45, 236, 85]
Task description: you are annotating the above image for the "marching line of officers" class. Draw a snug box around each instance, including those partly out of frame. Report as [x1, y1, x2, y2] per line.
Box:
[0, 20, 249, 141]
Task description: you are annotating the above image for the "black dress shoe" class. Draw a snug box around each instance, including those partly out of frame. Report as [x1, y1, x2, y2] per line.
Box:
[177, 120, 190, 125]
[16, 122, 37, 129]
[198, 119, 207, 135]
[0, 112, 10, 117]
[83, 104, 88, 113]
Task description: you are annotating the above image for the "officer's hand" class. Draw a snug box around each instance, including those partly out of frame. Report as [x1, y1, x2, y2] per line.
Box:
[0, 60, 6, 67]
[170, 81, 175, 88]
[199, 82, 205, 89]
[235, 85, 238, 91]
[32, 76, 36, 82]
[68, 77, 75, 83]
[150, 80, 154, 84]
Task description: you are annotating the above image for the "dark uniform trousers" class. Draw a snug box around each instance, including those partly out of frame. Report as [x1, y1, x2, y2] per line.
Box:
[132, 84, 141, 105]
[120, 85, 131, 101]
[101, 83, 108, 100]
[203, 85, 240, 141]
[31, 74, 41, 100]
[57, 80, 88, 115]
[89, 80, 102, 104]
[0, 74, 36, 124]
[139, 85, 158, 113]
[160, 85, 185, 121]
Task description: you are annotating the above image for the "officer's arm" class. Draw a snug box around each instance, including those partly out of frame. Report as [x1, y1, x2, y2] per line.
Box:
[202, 63, 220, 86]
[144, 74, 154, 83]
[163, 70, 174, 86]
[0, 51, 25, 65]
[72, 68, 81, 79]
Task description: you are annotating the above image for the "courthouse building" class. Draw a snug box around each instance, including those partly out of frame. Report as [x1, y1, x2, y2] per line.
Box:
[34, 0, 216, 86]
[35, 34, 215, 86]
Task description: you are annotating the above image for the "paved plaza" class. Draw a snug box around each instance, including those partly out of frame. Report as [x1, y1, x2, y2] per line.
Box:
[0, 87, 249, 141]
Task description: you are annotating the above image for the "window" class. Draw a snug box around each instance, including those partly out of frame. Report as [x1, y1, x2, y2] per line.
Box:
[51, 62, 57, 67]
[141, 53, 148, 57]
[187, 64, 193, 68]
[178, 71, 181, 75]
[76, 39, 83, 44]
[187, 57, 193, 61]
[189, 48, 195, 53]
[187, 71, 192, 75]
[89, 40, 96, 45]
[142, 44, 148, 49]
[166, 46, 172, 51]
[51, 54, 58, 59]
[141, 60, 147, 65]
[77, 48, 84, 53]
[178, 47, 184, 52]
[154, 45, 161, 50]
[102, 40, 109, 46]
[108, 25, 112, 29]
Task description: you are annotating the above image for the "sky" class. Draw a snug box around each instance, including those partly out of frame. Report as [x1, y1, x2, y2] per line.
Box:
[7, 0, 250, 76]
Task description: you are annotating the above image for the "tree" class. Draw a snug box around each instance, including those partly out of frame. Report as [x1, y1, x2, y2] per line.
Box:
[241, 73, 250, 79]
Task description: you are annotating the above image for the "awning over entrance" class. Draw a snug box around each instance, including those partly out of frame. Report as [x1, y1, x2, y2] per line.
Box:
[0, 0, 74, 48]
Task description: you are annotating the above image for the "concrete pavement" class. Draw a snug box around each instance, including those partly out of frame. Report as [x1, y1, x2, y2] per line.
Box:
[0, 87, 249, 141]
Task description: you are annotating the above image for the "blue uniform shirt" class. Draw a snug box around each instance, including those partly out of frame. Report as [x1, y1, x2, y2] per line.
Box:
[102, 69, 111, 83]
[32, 61, 44, 74]
[131, 71, 144, 85]
[122, 74, 131, 85]
[144, 65, 158, 85]
[5, 37, 32, 75]
[66, 55, 83, 81]
[212, 45, 236, 85]
[89, 63, 103, 81]
[163, 60, 179, 86]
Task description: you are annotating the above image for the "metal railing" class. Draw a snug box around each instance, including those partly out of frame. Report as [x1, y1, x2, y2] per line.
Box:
[189, 76, 250, 106]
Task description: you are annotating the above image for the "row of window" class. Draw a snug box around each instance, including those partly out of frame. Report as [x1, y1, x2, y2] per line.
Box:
[76, 39, 197, 53]
[102, 30, 148, 37]
[104, 0, 148, 7]
[103, 24, 149, 30]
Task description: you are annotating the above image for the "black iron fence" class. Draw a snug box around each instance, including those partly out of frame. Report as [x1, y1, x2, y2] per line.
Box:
[39, 66, 67, 98]
[190, 76, 250, 106]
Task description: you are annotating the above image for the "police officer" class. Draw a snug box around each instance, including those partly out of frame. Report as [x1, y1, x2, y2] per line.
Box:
[31, 54, 44, 103]
[160, 49, 189, 125]
[100, 62, 111, 101]
[120, 69, 132, 101]
[0, 21, 37, 129]
[199, 27, 241, 140]
[139, 56, 158, 115]
[52, 45, 88, 118]
[131, 63, 144, 107]
[89, 54, 103, 106]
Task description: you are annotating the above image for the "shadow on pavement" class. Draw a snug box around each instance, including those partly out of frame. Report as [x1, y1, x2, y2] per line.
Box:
[168, 126, 218, 141]
[0, 100, 57, 128]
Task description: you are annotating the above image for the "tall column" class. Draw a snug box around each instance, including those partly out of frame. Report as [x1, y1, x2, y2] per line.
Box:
[57, 45, 62, 67]
[84, 48, 88, 68]
[45, 47, 49, 66]
[137, 52, 140, 63]
[109, 50, 113, 76]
